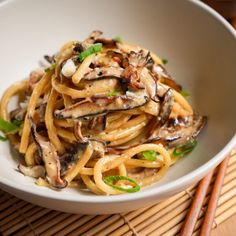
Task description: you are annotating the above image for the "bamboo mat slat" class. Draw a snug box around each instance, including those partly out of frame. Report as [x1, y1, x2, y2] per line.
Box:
[0, 152, 236, 236]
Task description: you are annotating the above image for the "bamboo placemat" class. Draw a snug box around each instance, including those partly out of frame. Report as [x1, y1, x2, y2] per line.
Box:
[0, 2, 234, 236]
[0, 150, 235, 236]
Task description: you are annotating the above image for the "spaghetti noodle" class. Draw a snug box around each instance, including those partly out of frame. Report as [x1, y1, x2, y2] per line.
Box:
[0, 31, 207, 195]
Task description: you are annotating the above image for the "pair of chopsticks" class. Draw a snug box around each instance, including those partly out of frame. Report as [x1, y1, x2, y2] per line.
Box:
[180, 155, 231, 236]
[180, 15, 235, 236]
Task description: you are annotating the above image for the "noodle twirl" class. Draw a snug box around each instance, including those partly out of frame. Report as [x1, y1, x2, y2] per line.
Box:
[0, 31, 207, 195]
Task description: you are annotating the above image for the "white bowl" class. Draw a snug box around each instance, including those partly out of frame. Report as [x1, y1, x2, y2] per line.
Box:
[0, 0, 235, 214]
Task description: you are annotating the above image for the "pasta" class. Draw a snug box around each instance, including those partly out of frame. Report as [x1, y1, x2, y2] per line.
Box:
[0, 31, 207, 195]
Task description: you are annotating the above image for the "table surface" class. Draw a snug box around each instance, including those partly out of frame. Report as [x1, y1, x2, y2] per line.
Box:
[212, 215, 236, 236]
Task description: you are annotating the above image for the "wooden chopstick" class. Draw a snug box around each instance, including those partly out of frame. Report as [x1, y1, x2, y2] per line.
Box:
[180, 155, 230, 236]
[179, 169, 214, 236]
[200, 155, 231, 236]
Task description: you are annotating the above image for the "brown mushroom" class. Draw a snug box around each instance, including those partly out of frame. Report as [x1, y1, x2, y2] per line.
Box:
[140, 67, 159, 101]
[149, 115, 207, 147]
[88, 115, 106, 132]
[157, 88, 174, 126]
[83, 67, 124, 80]
[28, 69, 44, 92]
[54, 90, 148, 119]
[74, 120, 88, 143]
[152, 64, 182, 92]
[81, 30, 103, 49]
[29, 117, 67, 189]
[120, 50, 154, 90]
[59, 142, 89, 175]
[121, 65, 144, 89]
[128, 50, 154, 68]
[94, 38, 117, 48]
[90, 140, 105, 159]
[18, 164, 45, 178]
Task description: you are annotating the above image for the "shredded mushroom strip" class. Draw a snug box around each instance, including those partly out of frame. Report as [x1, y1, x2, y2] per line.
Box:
[0, 31, 207, 195]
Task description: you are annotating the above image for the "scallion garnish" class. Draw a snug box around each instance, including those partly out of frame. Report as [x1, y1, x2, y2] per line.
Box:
[79, 43, 102, 62]
[180, 90, 190, 98]
[0, 134, 8, 141]
[45, 63, 56, 73]
[173, 139, 197, 157]
[0, 118, 22, 141]
[107, 91, 120, 97]
[0, 118, 21, 134]
[104, 175, 140, 193]
[162, 59, 168, 65]
[113, 35, 122, 43]
[12, 119, 23, 127]
[142, 150, 157, 161]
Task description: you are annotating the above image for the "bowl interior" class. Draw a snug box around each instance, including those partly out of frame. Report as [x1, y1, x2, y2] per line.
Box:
[0, 0, 236, 202]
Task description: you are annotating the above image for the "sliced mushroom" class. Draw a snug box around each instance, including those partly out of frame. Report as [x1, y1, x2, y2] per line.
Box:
[152, 64, 182, 92]
[94, 38, 117, 48]
[28, 69, 44, 92]
[90, 140, 105, 159]
[81, 30, 103, 49]
[10, 108, 26, 121]
[18, 164, 45, 178]
[74, 120, 88, 143]
[72, 50, 122, 83]
[73, 119, 105, 158]
[54, 90, 148, 119]
[117, 42, 140, 54]
[84, 51, 154, 90]
[44, 54, 56, 64]
[83, 67, 124, 80]
[152, 64, 170, 79]
[93, 53, 121, 68]
[149, 115, 207, 147]
[88, 115, 106, 132]
[73, 42, 83, 53]
[121, 65, 144, 89]
[30, 117, 67, 189]
[140, 100, 160, 116]
[59, 142, 88, 175]
[120, 50, 154, 90]
[157, 89, 173, 126]
[161, 77, 182, 92]
[106, 50, 124, 65]
[140, 67, 159, 101]
[167, 116, 194, 127]
[128, 50, 154, 68]
[83, 78, 119, 97]
[149, 89, 174, 140]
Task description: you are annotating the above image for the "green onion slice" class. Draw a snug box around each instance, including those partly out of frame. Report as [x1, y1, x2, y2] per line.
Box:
[79, 43, 102, 62]
[173, 139, 198, 157]
[104, 175, 140, 193]
[45, 63, 56, 73]
[107, 91, 120, 97]
[180, 90, 190, 98]
[113, 35, 122, 43]
[162, 58, 168, 65]
[0, 134, 8, 141]
[142, 150, 157, 161]
[12, 119, 23, 127]
[0, 118, 21, 134]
